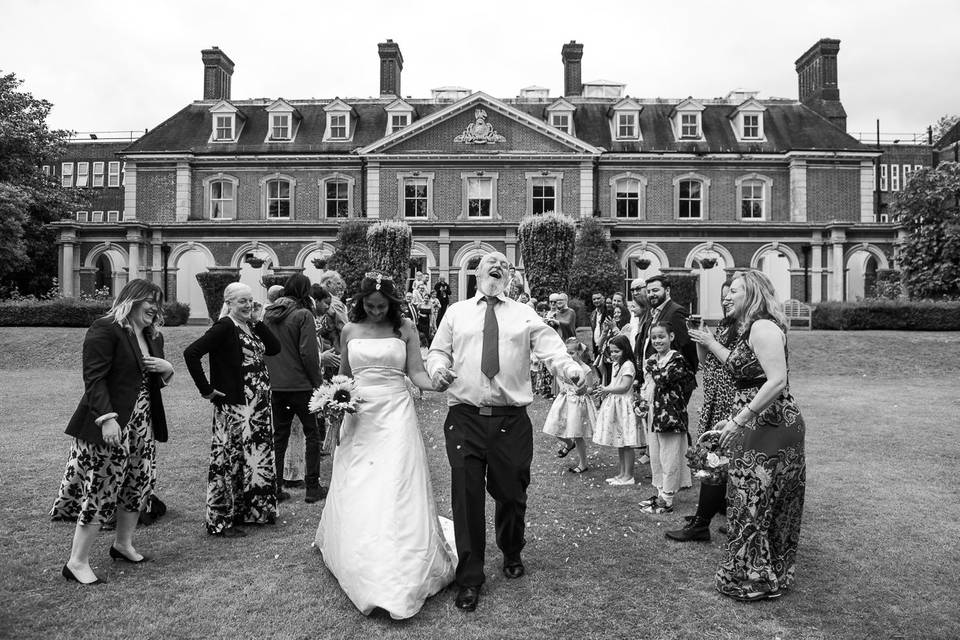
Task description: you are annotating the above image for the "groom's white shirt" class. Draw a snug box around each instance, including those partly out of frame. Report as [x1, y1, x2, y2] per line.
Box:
[427, 292, 580, 407]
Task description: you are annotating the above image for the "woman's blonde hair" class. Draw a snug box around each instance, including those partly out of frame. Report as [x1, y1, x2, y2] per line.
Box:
[106, 278, 164, 329]
[219, 282, 253, 319]
[731, 270, 787, 330]
[319, 270, 346, 298]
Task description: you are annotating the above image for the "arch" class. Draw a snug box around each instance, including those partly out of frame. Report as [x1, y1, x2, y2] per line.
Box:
[749, 242, 801, 270]
[318, 173, 356, 218]
[229, 241, 280, 269]
[620, 241, 669, 270]
[845, 243, 889, 301]
[683, 242, 736, 270]
[294, 241, 337, 269]
[608, 172, 648, 220]
[167, 241, 216, 268]
[451, 240, 499, 267]
[454, 243, 498, 301]
[843, 242, 889, 271]
[83, 241, 128, 270]
[171, 243, 215, 319]
[411, 241, 438, 269]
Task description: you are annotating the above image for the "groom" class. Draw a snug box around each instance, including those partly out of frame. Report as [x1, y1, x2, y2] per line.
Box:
[427, 251, 585, 612]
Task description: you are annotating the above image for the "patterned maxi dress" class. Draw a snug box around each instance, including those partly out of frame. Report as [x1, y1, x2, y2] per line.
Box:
[717, 321, 806, 599]
[206, 328, 278, 534]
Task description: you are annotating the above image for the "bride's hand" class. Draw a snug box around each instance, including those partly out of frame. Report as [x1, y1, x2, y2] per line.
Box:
[432, 367, 457, 391]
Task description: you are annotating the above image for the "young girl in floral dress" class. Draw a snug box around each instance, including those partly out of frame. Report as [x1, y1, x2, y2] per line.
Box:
[542, 339, 597, 474]
[636, 321, 695, 514]
[592, 335, 640, 485]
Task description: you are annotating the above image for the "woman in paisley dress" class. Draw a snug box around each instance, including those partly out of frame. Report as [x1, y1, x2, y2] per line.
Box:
[184, 282, 281, 537]
[695, 271, 806, 602]
[53, 279, 174, 585]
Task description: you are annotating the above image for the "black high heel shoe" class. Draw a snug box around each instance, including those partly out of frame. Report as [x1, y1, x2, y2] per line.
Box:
[109, 546, 152, 564]
[62, 563, 106, 585]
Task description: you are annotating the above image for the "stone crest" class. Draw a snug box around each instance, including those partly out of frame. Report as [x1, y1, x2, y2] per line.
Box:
[454, 108, 506, 144]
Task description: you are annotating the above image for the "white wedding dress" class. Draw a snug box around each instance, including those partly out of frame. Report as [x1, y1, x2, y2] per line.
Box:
[314, 337, 456, 619]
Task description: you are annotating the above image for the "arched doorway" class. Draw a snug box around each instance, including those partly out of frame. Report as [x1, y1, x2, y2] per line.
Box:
[464, 256, 481, 299]
[173, 246, 214, 320]
[622, 244, 667, 298]
[94, 254, 113, 296]
[693, 256, 729, 320]
[756, 250, 791, 303]
[847, 249, 880, 301]
[302, 248, 333, 285]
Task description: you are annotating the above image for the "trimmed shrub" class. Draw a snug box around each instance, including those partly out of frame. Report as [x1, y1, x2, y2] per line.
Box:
[327, 219, 371, 297]
[812, 300, 960, 330]
[196, 270, 240, 322]
[519, 213, 576, 300]
[260, 274, 287, 290]
[568, 218, 624, 302]
[663, 272, 700, 315]
[367, 220, 412, 286]
[0, 298, 110, 326]
[162, 301, 190, 327]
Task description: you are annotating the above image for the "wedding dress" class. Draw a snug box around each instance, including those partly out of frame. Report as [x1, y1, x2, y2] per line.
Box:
[314, 337, 456, 619]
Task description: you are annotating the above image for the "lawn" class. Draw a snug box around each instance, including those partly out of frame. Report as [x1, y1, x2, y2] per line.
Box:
[1, 327, 958, 640]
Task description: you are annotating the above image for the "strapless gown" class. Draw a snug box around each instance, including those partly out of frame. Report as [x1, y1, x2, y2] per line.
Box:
[314, 337, 456, 619]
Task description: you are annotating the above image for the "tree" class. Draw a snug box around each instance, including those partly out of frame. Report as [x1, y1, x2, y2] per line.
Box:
[0, 72, 85, 295]
[367, 220, 412, 287]
[567, 217, 624, 305]
[326, 219, 371, 298]
[893, 162, 960, 300]
[518, 212, 576, 300]
[932, 114, 960, 144]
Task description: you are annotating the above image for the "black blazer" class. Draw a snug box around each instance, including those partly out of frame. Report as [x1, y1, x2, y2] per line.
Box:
[65, 317, 169, 445]
[183, 317, 281, 405]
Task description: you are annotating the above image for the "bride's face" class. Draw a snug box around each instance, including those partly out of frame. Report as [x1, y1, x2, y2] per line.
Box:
[363, 291, 390, 323]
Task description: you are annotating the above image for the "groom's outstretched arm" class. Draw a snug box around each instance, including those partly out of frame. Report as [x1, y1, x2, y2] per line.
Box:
[528, 317, 585, 389]
[426, 310, 456, 390]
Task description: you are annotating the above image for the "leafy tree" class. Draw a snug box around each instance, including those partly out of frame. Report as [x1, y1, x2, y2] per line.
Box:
[518, 212, 576, 300]
[326, 219, 370, 297]
[0, 72, 85, 295]
[893, 162, 960, 300]
[932, 114, 960, 144]
[367, 220, 412, 287]
[567, 217, 624, 306]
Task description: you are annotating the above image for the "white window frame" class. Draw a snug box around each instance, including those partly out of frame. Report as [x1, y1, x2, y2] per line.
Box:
[673, 172, 710, 220]
[106, 210, 120, 222]
[92, 162, 105, 187]
[880, 164, 888, 191]
[397, 172, 435, 219]
[389, 113, 409, 134]
[202, 174, 239, 220]
[320, 173, 356, 218]
[61, 162, 74, 187]
[460, 172, 500, 220]
[914, 164, 923, 173]
[270, 113, 291, 141]
[107, 161, 121, 187]
[551, 113, 571, 134]
[91, 210, 104, 222]
[616, 112, 638, 140]
[260, 174, 296, 219]
[680, 113, 701, 139]
[735, 174, 773, 221]
[609, 173, 647, 219]
[76, 210, 88, 222]
[890, 164, 900, 192]
[742, 113, 760, 139]
[42, 165, 50, 176]
[214, 114, 235, 141]
[902, 164, 913, 186]
[525, 172, 563, 215]
[76, 162, 89, 187]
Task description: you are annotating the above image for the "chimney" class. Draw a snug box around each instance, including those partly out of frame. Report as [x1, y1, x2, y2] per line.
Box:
[201, 46, 235, 101]
[794, 38, 847, 131]
[378, 39, 404, 96]
[561, 41, 583, 97]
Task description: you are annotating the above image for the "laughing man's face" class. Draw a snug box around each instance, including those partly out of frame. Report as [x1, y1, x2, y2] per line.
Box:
[477, 252, 510, 297]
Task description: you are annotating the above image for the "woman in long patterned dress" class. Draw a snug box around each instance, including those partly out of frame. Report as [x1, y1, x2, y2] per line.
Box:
[184, 282, 281, 537]
[696, 271, 806, 602]
[53, 279, 173, 585]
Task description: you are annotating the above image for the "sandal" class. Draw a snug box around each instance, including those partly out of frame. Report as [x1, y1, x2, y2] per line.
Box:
[567, 465, 589, 474]
[556, 443, 575, 458]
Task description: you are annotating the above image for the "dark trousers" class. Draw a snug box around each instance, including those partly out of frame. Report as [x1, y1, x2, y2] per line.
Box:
[695, 482, 727, 521]
[272, 390, 324, 488]
[443, 404, 532, 587]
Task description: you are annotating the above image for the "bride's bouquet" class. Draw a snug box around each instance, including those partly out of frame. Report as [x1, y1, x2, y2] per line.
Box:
[685, 432, 730, 485]
[309, 375, 363, 445]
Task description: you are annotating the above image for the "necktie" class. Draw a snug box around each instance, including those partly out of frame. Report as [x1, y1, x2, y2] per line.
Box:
[481, 296, 500, 378]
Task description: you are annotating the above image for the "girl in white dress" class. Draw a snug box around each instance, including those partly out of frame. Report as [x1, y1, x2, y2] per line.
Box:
[542, 338, 597, 474]
[314, 273, 455, 620]
[592, 334, 642, 485]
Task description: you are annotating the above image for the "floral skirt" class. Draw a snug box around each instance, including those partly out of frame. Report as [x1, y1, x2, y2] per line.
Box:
[50, 385, 156, 526]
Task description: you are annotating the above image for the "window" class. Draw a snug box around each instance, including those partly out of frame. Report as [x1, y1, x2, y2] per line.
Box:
[467, 177, 492, 217]
[42, 165, 50, 175]
[902, 164, 913, 186]
[617, 113, 637, 139]
[209, 180, 236, 219]
[890, 164, 900, 192]
[616, 178, 641, 217]
[403, 178, 429, 218]
[743, 114, 760, 138]
[76, 162, 89, 187]
[740, 180, 765, 219]
[214, 115, 234, 141]
[107, 210, 120, 222]
[329, 114, 347, 139]
[680, 113, 700, 138]
[531, 177, 556, 214]
[76, 211, 88, 222]
[266, 179, 291, 217]
[678, 180, 702, 219]
[325, 180, 350, 218]
[61, 163, 74, 187]
[551, 114, 570, 134]
[108, 162, 121, 187]
[390, 114, 409, 133]
[880, 164, 888, 191]
[91, 211, 104, 222]
[92, 162, 105, 187]
[271, 114, 290, 140]
[914, 164, 923, 173]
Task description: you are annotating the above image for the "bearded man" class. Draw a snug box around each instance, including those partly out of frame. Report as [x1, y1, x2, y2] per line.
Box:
[427, 251, 585, 612]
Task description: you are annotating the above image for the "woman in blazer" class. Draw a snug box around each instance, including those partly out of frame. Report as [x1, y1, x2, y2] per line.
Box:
[53, 279, 174, 585]
[184, 282, 281, 537]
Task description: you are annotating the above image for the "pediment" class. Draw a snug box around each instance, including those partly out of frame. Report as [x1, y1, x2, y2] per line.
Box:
[546, 97, 576, 113]
[672, 97, 705, 114]
[359, 92, 600, 155]
[324, 98, 354, 114]
[266, 98, 297, 114]
[385, 97, 415, 113]
[732, 97, 767, 114]
[209, 100, 239, 114]
[612, 97, 642, 111]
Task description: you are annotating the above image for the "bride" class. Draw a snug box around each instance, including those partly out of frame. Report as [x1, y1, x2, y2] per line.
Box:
[314, 272, 455, 619]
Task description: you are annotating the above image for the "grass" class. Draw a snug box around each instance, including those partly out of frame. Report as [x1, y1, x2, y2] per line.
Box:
[1, 327, 958, 640]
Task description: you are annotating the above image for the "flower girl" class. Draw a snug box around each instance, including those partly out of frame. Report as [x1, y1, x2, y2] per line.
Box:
[592, 335, 641, 485]
[542, 338, 597, 473]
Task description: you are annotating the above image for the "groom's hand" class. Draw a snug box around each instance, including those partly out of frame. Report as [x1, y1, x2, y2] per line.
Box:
[565, 365, 586, 392]
[432, 367, 457, 391]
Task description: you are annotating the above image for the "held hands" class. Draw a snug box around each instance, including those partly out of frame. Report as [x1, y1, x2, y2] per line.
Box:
[142, 356, 174, 376]
[203, 389, 226, 403]
[101, 418, 122, 447]
[432, 367, 457, 392]
[688, 328, 715, 346]
[320, 348, 341, 369]
[565, 366, 586, 392]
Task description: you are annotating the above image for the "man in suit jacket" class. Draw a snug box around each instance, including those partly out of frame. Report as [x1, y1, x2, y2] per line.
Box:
[635, 275, 699, 377]
[589, 291, 608, 357]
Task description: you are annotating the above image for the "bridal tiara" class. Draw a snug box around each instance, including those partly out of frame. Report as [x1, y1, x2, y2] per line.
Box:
[364, 271, 393, 290]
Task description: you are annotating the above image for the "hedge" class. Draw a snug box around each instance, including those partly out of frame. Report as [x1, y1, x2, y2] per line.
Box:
[0, 299, 190, 327]
[812, 300, 960, 330]
[196, 270, 241, 322]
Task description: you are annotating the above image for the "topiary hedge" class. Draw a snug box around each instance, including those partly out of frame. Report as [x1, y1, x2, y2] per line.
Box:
[196, 270, 240, 322]
[0, 299, 190, 327]
[367, 220, 412, 286]
[663, 272, 700, 315]
[519, 212, 576, 300]
[812, 300, 960, 330]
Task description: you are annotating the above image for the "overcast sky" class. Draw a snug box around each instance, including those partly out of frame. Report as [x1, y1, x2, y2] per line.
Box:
[3, 0, 958, 142]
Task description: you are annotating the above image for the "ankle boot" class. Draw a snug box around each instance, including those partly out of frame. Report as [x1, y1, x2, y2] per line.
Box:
[665, 516, 711, 542]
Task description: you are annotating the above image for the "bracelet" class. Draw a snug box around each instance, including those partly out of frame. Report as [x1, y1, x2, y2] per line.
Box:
[745, 405, 759, 416]
[731, 418, 745, 428]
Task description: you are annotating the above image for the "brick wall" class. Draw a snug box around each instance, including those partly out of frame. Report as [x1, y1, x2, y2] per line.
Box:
[136, 169, 177, 222]
[806, 164, 860, 222]
[386, 111, 572, 154]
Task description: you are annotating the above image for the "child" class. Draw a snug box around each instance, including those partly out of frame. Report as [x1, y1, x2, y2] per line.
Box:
[533, 301, 555, 398]
[593, 334, 641, 485]
[543, 338, 597, 473]
[636, 321, 695, 514]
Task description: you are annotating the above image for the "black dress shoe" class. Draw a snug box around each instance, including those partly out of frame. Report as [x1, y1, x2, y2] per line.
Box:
[277, 490, 291, 503]
[502, 560, 525, 579]
[109, 546, 152, 563]
[455, 585, 480, 611]
[210, 527, 247, 538]
[305, 485, 328, 503]
[62, 564, 106, 585]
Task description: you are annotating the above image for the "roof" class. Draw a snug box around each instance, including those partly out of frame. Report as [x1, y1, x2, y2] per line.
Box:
[935, 120, 960, 150]
[123, 94, 869, 156]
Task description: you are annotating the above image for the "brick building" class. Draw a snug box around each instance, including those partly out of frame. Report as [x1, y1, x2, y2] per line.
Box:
[51, 38, 898, 318]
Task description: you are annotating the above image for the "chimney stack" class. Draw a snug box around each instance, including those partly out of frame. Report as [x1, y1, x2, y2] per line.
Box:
[795, 38, 847, 131]
[561, 41, 583, 97]
[378, 39, 404, 96]
[201, 46, 235, 101]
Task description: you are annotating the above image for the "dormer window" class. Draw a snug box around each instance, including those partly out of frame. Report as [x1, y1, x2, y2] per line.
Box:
[618, 113, 637, 138]
[384, 98, 415, 136]
[610, 98, 643, 141]
[680, 113, 700, 138]
[730, 98, 766, 142]
[551, 114, 570, 134]
[271, 114, 290, 140]
[743, 114, 759, 138]
[215, 115, 234, 140]
[209, 100, 243, 143]
[671, 98, 705, 141]
[323, 99, 355, 142]
[265, 99, 300, 143]
[330, 115, 346, 139]
[546, 98, 576, 136]
[391, 113, 408, 132]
